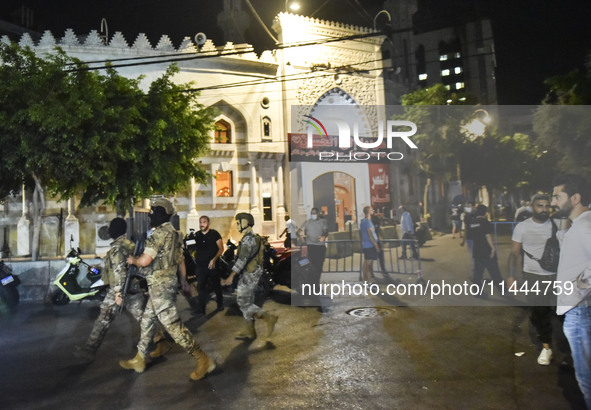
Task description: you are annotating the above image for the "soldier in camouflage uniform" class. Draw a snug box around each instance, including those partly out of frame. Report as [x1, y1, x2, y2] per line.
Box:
[74, 218, 146, 362]
[119, 198, 215, 381]
[222, 213, 278, 340]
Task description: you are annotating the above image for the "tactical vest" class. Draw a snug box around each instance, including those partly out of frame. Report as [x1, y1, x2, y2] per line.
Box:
[151, 223, 183, 272]
[244, 234, 265, 274]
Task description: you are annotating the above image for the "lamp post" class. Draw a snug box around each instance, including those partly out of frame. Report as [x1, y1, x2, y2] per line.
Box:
[373, 10, 391, 31]
[458, 108, 493, 203]
[461, 108, 491, 140]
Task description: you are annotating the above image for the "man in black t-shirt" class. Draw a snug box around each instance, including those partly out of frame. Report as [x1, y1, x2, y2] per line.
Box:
[193, 216, 224, 315]
[470, 204, 504, 296]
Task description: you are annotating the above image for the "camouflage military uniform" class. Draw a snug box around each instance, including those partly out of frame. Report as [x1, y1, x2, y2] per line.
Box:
[233, 227, 264, 321]
[84, 235, 145, 352]
[136, 222, 200, 356]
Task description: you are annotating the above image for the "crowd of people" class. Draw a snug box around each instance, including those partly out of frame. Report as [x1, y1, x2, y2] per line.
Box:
[69, 174, 591, 406]
[456, 174, 591, 408]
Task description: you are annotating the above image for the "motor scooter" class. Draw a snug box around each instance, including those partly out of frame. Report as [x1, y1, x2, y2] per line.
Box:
[0, 260, 20, 310]
[50, 248, 106, 306]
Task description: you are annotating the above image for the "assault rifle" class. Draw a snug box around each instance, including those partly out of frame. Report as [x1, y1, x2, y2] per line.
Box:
[119, 234, 146, 314]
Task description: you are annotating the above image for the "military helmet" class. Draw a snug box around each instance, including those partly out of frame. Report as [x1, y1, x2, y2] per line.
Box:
[235, 212, 255, 227]
[151, 197, 174, 215]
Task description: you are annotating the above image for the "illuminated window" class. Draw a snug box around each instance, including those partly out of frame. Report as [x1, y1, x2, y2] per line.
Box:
[262, 194, 273, 221]
[441, 69, 450, 76]
[216, 171, 233, 197]
[214, 120, 231, 144]
[455, 82, 465, 89]
[262, 116, 272, 141]
[455, 52, 461, 58]
[439, 54, 448, 61]
[444, 85, 451, 90]
[418, 73, 428, 81]
[454, 66, 462, 74]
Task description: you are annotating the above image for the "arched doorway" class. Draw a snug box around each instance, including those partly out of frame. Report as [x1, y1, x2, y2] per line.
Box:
[312, 172, 357, 232]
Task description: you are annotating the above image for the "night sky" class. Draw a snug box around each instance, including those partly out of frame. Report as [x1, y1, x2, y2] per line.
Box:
[1, 0, 590, 104]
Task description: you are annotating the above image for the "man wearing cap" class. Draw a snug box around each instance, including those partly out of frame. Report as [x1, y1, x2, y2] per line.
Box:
[120, 198, 216, 381]
[222, 212, 278, 340]
[74, 217, 144, 362]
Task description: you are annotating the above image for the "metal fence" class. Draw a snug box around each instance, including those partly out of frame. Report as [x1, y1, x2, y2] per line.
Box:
[323, 238, 422, 277]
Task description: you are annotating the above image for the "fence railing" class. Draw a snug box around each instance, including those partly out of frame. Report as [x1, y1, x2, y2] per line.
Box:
[323, 238, 422, 277]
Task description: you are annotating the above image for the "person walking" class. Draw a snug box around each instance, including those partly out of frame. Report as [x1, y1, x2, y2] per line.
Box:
[509, 194, 558, 365]
[192, 215, 224, 315]
[450, 204, 462, 239]
[398, 206, 418, 259]
[279, 214, 297, 248]
[469, 204, 504, 296]
[222, 213, 278, 340]
[120, 198, 215, 381]
[361, 206, 380, 282]
[74, 218, 144, 362]
[551, 174, 591, 408]
[298, 207, 329, 293]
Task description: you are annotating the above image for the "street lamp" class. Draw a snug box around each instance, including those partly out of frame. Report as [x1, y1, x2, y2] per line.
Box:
[286, 1, 300, 12]
[373, 10, 391, 31]
[461, 108, 491, 139]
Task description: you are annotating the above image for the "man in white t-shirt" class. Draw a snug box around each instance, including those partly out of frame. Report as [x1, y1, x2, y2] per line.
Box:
[510, 194, 556, 366]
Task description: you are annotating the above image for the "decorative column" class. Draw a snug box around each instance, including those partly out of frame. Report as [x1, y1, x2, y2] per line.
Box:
[64, 197, 80, 253]
[186, 177, 200, 232]
[249, 161, 260, 215]
[17, 185, 31, 256]
[276, 161, 286, 235]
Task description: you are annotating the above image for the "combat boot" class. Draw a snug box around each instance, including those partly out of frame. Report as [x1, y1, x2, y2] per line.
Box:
[235, 319, 256, 340]
[258, 312, 278, 338]
[119, 351, 146, 373]
[149, 340, 172, 358]
[190, 350, 216, 381]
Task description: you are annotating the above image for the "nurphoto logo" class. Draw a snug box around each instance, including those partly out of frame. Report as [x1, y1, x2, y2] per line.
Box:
[303, 117, 418, 162]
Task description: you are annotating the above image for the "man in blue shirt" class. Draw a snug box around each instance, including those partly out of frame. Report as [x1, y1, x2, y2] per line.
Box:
[398, 206, 418, 259]
[360, 206, 380, 282]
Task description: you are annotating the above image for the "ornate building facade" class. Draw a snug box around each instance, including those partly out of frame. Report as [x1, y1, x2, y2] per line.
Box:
[0, 12, 386, 257]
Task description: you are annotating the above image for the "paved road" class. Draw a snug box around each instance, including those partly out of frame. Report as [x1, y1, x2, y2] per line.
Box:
[0, 234, 586, 409]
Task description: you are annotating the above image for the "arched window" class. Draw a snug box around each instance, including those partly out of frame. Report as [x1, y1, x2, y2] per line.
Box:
[262, 116, 272, 141]
[214, 119, 232, 144]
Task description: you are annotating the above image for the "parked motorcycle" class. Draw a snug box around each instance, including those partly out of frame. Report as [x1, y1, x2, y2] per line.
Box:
[0, 260, 20, 310]
[50, 248, 106, 306]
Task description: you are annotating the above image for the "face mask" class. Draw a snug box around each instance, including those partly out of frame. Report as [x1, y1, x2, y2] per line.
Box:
[149, 206, 170, 228]
[311, 214, 318, 220]
[464, 207, 472, 213]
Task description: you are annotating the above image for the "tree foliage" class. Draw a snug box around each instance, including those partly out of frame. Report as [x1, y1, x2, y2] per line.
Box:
[533, 50, 591, 179]
[399, 83, 553, 195]
[399, 84, 477, 180]
[0, 43, 214, 209]
[0, 43, 214, 258]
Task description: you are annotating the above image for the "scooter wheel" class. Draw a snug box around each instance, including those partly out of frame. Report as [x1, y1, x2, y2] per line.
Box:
[50, 289, 70, 306]
[0, 286, 19, 309]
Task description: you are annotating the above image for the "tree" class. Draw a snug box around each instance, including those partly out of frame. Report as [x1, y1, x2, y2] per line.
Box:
[398, 84, 476, 219]
[533, 51, 591, 179]
[0, 43, 214, 259]
[399, 84, 555, 222]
